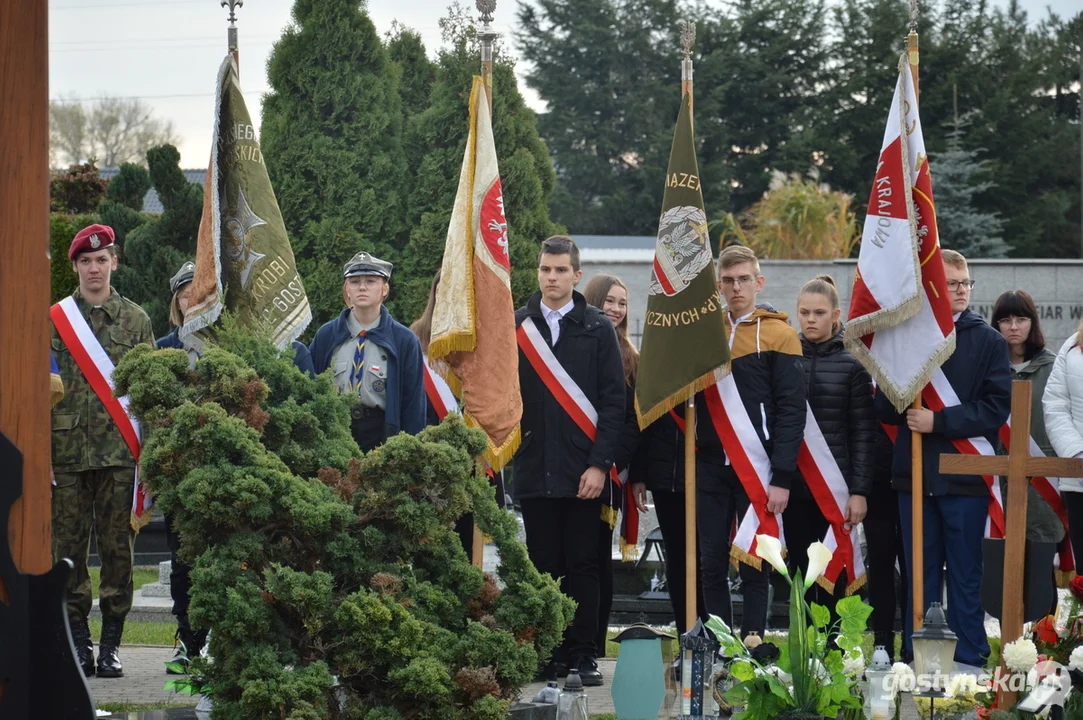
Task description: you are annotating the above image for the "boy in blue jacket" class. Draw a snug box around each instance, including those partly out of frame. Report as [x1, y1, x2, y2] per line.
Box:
[309, 252, 426, 452]
[875, 249, 1010, 668]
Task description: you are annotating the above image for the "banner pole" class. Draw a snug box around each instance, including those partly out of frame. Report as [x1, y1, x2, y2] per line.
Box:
[470, 0, 499, 570]
[907, 17, 925, 632]
[223, 0, 241, 72]
[685, 399, 698, 631]
[677, 19, 699, 633]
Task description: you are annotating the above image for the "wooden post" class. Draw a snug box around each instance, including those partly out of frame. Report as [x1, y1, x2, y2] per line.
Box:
[1001, 383, 1031, 675]
[471, 2, 498, 571]
[939, 380, 1083, 708]
[0, 0, 50, 703]
[911, 396, 925, 632]
[684, 401, 697, 631]
[0, 0, 52, 578]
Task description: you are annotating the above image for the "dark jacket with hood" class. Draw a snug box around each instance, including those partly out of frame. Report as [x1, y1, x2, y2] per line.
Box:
[1005, 346, 1063, 543]
[309, 305, 426, 438]
[695, 304, 807, 489]
[798, 328, 876, 497]
[875, 309, 1011, 496]
[513, 290, 626, 501]
[640, 404, 689, 494]
[1012, 347, 1055, 457]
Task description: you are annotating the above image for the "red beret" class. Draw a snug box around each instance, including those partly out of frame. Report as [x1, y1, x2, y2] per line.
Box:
[68, 224, 116, 260]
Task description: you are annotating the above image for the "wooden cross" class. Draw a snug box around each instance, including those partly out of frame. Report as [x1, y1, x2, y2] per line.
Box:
[939, 379, 1083, 708]
[0, 0, 52, 706]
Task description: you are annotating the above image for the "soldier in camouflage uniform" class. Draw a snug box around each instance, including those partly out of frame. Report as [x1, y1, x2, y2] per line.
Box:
[51, 224, 154, 678]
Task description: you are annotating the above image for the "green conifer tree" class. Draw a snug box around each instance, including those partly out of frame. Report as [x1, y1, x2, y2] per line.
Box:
[261, 0, 410, 330]
[933, 124, 1009, 258]
[113, 327, 573, 719]
[111, 145, 203, 335]
[517, 0, 679, 236]
[395, 7, 561, 321]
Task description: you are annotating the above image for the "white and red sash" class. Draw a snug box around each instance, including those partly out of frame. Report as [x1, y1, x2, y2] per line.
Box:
[923, 370, 1006, 538]
[796, 404, 867, 594]
[998, 419, 1075, 577]
[423, 356, 459, 421]
[516, 320, 638, 552]
[701, 375, 782, 565]
[50, 296, 151, 530]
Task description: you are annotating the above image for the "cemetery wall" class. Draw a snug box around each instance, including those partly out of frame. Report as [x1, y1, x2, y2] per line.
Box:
[580, 255, 1083, 352]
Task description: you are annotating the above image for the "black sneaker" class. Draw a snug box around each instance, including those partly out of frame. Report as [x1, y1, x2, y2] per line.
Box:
[572, 656, 603, 687]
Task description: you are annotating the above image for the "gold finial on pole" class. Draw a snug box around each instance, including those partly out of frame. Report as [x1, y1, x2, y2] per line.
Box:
[476, 0, 498, 112]
[907, 0, 919, 95]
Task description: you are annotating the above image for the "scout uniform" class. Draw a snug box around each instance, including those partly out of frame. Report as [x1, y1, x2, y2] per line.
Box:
[51, 224, 154, 678]
[309, 252, 427, 452]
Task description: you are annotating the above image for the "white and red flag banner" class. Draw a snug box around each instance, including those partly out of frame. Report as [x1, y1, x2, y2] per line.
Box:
[845, 54, 956, 410]
[796, 404, 867, 594]
[429, 76, 522, 470]
[701, 375, 783, 567]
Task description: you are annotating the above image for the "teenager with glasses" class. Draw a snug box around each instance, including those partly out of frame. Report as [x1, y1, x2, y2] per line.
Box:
[875, 248, 1011, 668]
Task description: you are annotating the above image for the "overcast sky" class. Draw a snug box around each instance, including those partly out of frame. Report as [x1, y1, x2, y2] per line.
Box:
[51, 0, 1078, 169]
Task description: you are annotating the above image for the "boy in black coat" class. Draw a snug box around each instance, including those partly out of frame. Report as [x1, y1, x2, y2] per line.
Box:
[514, 236, 626, 686]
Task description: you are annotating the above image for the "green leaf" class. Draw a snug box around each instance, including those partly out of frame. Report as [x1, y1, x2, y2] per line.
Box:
[836, 595, 874, 623]
[731, 661, 757, 682]
[824, 648, 844, 674]
[810, 602, 831, 629]
[835, 632, 862, 654]
[767, 675, 793, 701]
[164, 661, 187, 675]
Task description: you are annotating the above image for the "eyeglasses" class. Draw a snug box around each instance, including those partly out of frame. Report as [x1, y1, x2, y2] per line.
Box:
[997, 316, 1032, 328]
[720, 275, 758, 288]
[946, 279, 976, 292]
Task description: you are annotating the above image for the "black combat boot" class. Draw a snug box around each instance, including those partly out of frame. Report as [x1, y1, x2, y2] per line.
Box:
[96, 618, 124, 678]
[69, 617, 94, 676]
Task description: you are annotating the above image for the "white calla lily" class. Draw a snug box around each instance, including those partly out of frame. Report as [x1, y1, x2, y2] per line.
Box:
[804, 542, 833, 588]
[754, 534, 788, 576]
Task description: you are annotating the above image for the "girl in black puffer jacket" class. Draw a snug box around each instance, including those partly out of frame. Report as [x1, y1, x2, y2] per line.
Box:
[790, 275, 876, 603]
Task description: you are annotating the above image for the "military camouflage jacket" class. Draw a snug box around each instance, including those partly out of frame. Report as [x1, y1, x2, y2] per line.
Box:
[51, 288, 154, 472]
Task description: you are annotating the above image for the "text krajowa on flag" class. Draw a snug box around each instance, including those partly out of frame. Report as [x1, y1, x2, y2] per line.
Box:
[845, 53, 955, 412]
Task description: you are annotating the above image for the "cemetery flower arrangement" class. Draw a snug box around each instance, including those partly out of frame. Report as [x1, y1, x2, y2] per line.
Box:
[1028, 578, 1083, 675]
[708, 536, 873, 720]
[113, 327, 575, 720]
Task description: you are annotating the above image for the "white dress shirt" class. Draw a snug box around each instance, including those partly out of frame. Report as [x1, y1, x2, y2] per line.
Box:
[543, 299, 575, 345]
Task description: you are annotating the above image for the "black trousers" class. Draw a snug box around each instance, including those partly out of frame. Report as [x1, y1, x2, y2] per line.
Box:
[520, 496, 602, 660]
[455, 513, 475, 565]
[697, 461, 769, 638]
[163, 513, 192, 625]
[864, 481, 907, 655]
[652, 487, 707, 637]
[782, 490, 844, 611]
[351, 407, 386, 453]
[1064, 491, 1083, 570]
[596, 522, 613, 654]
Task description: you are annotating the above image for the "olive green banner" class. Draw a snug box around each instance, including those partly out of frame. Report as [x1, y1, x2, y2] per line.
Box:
[634, 91, 730, 428]
[182, 55, 311, 349]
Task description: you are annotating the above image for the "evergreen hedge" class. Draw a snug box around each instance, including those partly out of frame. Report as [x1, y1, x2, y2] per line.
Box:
[114, 326, 573, 719]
